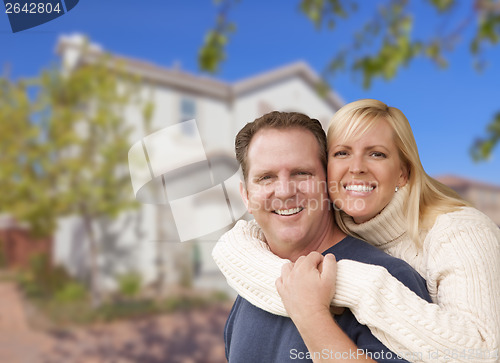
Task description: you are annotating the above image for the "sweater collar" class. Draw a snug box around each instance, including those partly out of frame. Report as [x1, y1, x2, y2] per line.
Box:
[339, 184, 409, 247]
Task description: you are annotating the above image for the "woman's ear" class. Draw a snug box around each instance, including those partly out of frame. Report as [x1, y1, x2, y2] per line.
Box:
[399, 163, 409, 187]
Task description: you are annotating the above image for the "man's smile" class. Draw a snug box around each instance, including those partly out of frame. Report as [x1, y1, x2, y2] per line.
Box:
[272, 207, 304, 216]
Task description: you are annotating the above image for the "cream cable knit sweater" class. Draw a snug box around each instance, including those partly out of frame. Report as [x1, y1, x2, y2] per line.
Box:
[212, 186, 500, 362]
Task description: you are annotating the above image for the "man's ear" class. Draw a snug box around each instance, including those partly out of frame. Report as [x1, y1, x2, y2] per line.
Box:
[240, 181, 252, 214]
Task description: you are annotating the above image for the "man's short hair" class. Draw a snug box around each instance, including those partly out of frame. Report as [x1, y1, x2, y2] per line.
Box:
[235, 111, 327, 182]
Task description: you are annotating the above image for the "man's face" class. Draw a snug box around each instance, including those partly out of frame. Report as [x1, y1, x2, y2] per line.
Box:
[241, 127, 332, 258]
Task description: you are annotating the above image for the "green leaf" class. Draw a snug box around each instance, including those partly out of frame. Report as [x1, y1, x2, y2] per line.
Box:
[428, 0, 455, 12]
[471, 112, 500, 161]
[200, 0, 500, 156]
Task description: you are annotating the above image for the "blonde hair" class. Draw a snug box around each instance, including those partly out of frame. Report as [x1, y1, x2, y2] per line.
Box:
[328, 99, 470, 245]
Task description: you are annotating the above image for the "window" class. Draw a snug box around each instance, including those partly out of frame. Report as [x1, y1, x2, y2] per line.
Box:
[180, 97, 196, 135]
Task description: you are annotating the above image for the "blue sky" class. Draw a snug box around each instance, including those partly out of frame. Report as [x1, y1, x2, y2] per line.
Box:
[1, 0, 499, 185]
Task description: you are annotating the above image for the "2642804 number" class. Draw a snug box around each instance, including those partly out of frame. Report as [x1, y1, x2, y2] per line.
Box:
[5, 2, 62, 14]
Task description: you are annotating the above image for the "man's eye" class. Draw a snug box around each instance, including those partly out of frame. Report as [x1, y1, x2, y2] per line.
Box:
[296, 171, 310, 176]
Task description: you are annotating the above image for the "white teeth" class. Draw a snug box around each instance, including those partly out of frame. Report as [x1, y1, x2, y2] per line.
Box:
[345, 184, 374, 192]
[274, 207, 302, 216]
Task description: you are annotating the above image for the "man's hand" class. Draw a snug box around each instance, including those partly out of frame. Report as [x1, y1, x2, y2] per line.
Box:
[276, 252, 376, 362]
[276, 252, 338, 323]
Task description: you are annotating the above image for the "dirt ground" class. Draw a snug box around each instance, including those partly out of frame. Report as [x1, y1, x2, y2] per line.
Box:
[0, 282, 232, 363]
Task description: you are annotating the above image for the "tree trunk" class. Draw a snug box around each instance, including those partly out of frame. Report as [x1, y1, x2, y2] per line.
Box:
[155, 206, 167, 300]
[81, 208, 101, 307]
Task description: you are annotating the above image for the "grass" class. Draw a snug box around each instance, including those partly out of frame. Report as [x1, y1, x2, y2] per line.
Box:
[9, 252, 231, 328]
[25, 288, 230, 328]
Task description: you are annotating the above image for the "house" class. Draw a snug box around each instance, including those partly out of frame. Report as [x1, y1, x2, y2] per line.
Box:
[435, 175, 500, 226]
[52, 34, 344, 294]
[0, 215, 51, 270]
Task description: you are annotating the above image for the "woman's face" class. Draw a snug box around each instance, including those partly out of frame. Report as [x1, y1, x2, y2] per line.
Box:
[327, 119, 408, 223]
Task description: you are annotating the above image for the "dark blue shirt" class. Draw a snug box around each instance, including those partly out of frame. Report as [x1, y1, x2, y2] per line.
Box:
[224, 236, 432, 362]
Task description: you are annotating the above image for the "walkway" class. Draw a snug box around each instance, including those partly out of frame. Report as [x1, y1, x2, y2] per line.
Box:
[0, 282, 44, 363]
[0, 282, 230, 362]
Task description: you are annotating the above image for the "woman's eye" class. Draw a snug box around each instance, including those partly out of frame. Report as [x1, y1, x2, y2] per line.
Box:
[370, 152, 386, 158]
[333, 151, 348, 157]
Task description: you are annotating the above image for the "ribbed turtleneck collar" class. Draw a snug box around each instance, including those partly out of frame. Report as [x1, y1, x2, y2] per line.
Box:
[339, 184, 409, 247]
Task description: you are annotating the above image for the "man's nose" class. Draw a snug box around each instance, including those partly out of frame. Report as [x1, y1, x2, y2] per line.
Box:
[274, 178, 296, 198]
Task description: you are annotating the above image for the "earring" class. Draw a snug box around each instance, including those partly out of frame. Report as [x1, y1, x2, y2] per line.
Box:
[395, 186, 399, 192]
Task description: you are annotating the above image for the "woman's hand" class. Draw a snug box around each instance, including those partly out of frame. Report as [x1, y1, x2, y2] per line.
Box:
[275, 251, 339, 323]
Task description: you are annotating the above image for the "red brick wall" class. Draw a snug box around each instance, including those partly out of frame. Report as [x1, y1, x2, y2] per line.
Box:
[0, 228, 52, 270]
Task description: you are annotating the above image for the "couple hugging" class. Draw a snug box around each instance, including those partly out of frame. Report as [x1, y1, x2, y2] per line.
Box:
[213, 99, 500, 362]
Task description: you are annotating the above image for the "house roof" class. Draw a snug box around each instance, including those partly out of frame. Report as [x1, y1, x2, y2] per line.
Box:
[55, 34, 344, 110]
[435, 174, 500, 192]
[0, 214, 29, 230]
[232, 61, 344, 109]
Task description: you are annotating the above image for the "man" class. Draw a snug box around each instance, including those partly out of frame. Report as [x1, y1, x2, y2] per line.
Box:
[220, 111, 430, 362]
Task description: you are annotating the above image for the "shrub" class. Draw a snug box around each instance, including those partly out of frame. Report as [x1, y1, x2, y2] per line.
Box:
[0, 244, 6, 268]
[117, 271, 142, 299]
[23, 253, 72, 296]
[54, 282, 87, 304]
[16, 253, 84, 302]
[16, 270, 43, 298]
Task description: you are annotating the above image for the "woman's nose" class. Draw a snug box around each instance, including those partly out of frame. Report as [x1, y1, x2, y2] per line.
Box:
[349, 155, 367, 174]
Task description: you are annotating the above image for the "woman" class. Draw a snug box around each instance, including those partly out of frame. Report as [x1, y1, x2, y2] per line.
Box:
[213, 99, 500, 362]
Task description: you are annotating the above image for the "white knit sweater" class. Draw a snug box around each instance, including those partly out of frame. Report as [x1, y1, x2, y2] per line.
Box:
[212, 186, 500, 362]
